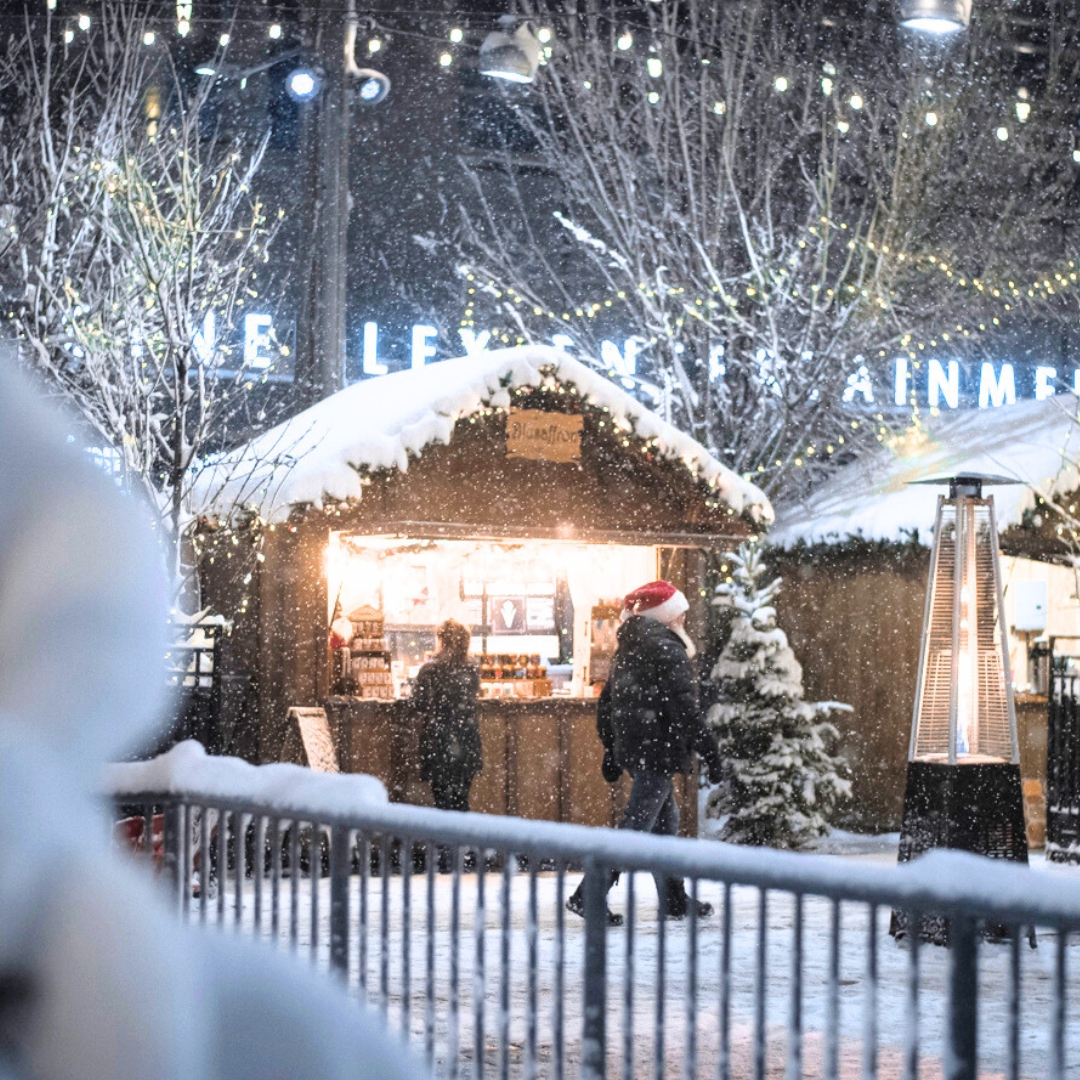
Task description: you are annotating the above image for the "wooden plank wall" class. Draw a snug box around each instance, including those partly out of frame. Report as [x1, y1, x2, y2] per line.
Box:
[768, 550, 930, 832]
[325, 697, 698, 837]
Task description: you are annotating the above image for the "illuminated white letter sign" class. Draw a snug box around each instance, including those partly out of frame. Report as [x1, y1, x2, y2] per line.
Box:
[243, 313, 273, 369]
[978, 363, 1015, 408]
[894, 358, 909, 406]
[459, 328, 491, 356]
[362, 321, 387, 375]
[928, 359, 959, 409]
[193, 310, 216, 365]
[1035, 365, 1057, 400]
[411, 324, 438, 369]
[600, 338, 641, 387]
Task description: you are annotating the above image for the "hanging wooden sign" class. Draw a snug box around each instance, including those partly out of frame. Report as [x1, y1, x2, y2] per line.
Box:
[505, 408, 583, 463]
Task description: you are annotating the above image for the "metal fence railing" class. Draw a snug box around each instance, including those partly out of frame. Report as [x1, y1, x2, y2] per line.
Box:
[107, 751, 1080, 1080]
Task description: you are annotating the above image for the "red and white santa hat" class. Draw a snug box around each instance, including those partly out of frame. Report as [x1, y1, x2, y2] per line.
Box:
[622, 580, 689, 625]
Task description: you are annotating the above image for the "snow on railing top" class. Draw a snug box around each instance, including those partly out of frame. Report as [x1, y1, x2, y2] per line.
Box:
[770, 392, 1080, 548]
[105, 744, 1080, 927]
[105, 741, 387, 820]
[190, 345, 772, 526]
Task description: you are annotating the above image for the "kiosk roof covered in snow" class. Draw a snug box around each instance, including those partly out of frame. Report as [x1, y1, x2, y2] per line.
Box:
[195, 346, 771, 540]
[770, 394, 1080, 548]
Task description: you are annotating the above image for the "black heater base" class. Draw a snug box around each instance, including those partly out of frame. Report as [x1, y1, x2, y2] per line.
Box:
[890, 760, 1029, 946]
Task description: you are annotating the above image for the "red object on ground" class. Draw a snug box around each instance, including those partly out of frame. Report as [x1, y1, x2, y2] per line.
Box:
[115, 813, 165, 870]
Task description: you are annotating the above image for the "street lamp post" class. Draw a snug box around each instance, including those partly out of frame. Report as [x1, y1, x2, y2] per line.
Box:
[294, 0, 351, 407]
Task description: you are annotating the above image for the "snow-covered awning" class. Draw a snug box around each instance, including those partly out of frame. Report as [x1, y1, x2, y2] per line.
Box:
[771, 394, 1080, 547]
[193, 345, 771, 526]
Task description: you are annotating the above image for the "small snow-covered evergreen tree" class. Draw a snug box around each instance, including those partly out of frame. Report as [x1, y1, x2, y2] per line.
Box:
[704, 544, 851, 849]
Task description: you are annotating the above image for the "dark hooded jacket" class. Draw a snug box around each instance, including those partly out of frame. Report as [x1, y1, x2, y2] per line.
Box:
[597, 615, 723, 777]
[412, 656, 483, 783]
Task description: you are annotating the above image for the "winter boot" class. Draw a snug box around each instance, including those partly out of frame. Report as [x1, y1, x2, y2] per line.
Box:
[662, 879, 714, 920]
[565, 869, 623, 926]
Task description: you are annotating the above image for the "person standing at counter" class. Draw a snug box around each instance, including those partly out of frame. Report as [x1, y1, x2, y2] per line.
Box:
[566, 580, 724, 923]
[414, 619, 483, 812]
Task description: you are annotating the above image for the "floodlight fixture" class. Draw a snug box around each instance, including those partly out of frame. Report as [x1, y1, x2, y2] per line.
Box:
[479, 20, 540, 84]
[898, 0, 972, 33]
[286, 66, 322, 101]
[352, 67, 391, 105]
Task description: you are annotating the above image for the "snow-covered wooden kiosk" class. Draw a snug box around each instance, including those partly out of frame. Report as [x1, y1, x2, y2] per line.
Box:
[770, 395, 1080, 837]
[196, 346, 770, 830]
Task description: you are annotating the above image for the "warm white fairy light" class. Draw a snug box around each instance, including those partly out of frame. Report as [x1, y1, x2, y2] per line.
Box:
[849, 93, 863, 110]
[713, 101, 726, 115]
[219, 32, 229, 46]
[617, 31, 633, 50]
[449, 28, 463, 43]
[439, 52, 453, 66]
[1073, 150, 1080, 163]
[925, 111, 938, 126]
[64, 27, 74, 42]
[996, 126, 1009, 141]
[143, 31, 155, 45]
[269, 23, 282, 38]
[774, 75, 789, 92]
[837, 120, 850, 133]
[821, 76, 833, 96]
[647, 91, 660, 104]
[177, 18, 189, 35]
[77, 13, 90, 30]
[1015, 101, 1031, 122]
[646, 57, 663, 78]
[538, 27, 552, 43]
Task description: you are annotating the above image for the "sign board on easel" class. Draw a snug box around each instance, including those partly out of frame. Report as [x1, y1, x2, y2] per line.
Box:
[281, 706, 339, 773]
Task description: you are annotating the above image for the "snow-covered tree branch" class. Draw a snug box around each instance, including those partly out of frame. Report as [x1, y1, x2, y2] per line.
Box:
[0, 4, 285, 599]
[453, 0, 1080, 498]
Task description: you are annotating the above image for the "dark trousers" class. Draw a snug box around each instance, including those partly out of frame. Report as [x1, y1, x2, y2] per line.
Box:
[571, 769, 687, 908]
[431, 772, 472, 872]
[431, 772, 472, 813]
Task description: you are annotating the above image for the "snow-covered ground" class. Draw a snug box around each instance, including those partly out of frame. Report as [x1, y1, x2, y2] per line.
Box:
[186, 849, 1080, 1080]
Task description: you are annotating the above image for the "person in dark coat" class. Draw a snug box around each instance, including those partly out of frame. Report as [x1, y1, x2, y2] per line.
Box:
[413, 619, 483, 812]
[566, 581, 724, 924]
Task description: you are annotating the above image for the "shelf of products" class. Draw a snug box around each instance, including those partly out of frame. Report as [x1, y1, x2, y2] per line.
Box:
[479, 653, 551, 699]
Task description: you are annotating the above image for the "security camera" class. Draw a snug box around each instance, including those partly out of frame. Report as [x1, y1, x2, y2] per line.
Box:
[351, 68, 391, 105]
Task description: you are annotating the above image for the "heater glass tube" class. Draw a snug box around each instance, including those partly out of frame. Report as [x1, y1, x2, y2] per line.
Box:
[955, 503, 979, 758]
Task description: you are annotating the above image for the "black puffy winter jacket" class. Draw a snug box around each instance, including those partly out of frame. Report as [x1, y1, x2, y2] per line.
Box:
[596, 615, 723, 777]
[412, 657, 483, 783]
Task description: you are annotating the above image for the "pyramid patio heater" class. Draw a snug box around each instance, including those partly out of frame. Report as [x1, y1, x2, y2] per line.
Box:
[893, 475, 1029, 941]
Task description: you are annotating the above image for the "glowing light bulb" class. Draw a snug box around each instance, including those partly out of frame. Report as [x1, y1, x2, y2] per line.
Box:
[143, 30, 155, 45]
[1015, 101, 1031, 122]
[77, 13, 90, 30]
[368, 38, 382, 53]
[538, 27, 552, 43]
[997, 126, 1009, 141]
[449, 28, 463, 43]
[774, 76, 788, 92]
[821, 76, 833, 96]
[269, 23, 282, 39]
[849, 93, 863, 109]
[219, 32, 229, 46]
[925, 111, 938, 126]
[439, 52, 453, 67]
[646, 57, 663, 78]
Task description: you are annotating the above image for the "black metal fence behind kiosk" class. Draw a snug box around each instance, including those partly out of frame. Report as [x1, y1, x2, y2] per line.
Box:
[1048, 671, 1080, 864]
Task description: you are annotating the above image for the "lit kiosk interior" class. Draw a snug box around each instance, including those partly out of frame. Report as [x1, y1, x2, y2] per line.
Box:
[197, 347, 770, 831]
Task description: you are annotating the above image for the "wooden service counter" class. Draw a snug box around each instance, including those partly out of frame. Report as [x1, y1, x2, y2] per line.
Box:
[323, 695, 698, 836]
